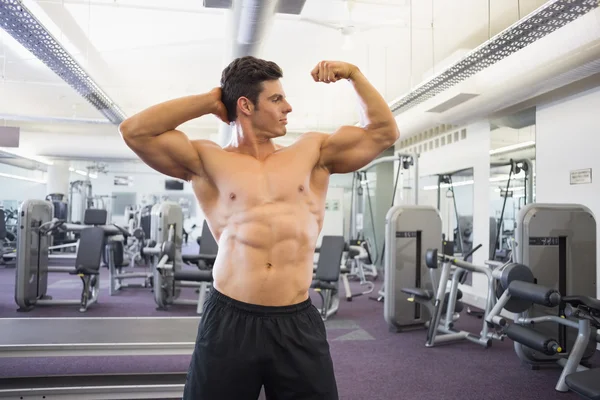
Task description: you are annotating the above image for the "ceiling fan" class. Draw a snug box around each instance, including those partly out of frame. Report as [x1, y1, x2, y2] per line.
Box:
[299, 0, 405, 49]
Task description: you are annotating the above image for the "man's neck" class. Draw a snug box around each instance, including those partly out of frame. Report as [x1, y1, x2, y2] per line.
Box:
[229, 124, 276, 160]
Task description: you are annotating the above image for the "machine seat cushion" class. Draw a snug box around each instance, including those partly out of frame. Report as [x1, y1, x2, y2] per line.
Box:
[183, 253, 216, 264]
[401, 287, 433, 300]
[314, 236, 346, 282]
[174, 270, 213, 282]
[0, 209, 5, 241]
[311, 280, 337, 291]
[74, 227, 105, 273]
[198, 222, 219, 254]
[83, 209, 108, 226]
[565, 369, 600, 400]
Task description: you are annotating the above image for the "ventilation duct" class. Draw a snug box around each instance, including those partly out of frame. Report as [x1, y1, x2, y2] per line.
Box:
[204, 0, 307, 15]
[389, 0, 599, 115]
[218, 0, 280, 145]
[231, 0, 279, 59]
[0, 0, 126, 124]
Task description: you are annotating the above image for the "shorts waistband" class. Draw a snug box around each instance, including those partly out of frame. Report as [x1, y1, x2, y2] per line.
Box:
[209, 288, 312, 317]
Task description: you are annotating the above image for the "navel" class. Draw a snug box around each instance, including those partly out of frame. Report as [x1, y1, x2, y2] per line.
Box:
[229, 192, 236, 200]
[298, 185, 304, 192]
[266, 262, 272, 268]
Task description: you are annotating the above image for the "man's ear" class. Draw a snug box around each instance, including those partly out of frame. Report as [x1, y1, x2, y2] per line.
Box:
[237, 97, 254, 116]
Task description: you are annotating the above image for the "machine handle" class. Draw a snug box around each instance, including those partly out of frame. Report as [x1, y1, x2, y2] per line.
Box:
[508, 280, 561, 307]
[505, 324, 562, 355]
[462, 243, 482, 261]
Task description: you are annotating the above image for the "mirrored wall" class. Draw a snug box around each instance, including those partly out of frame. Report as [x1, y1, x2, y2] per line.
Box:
[489, 109, 536, 262]
[419, 168, 475, 263]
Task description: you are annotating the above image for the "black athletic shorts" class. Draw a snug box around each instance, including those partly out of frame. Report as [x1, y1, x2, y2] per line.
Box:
[183, 288, 339, 400]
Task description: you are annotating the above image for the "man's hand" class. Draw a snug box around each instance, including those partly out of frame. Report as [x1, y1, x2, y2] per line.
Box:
[310, 61, 358, 84]
[209, 87, 229, 124]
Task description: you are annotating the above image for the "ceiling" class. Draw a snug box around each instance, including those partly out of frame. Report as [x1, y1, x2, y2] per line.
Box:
[0, 0, 551, 165]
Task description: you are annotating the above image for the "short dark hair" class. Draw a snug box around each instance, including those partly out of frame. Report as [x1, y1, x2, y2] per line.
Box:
[220, 56, 283, 122]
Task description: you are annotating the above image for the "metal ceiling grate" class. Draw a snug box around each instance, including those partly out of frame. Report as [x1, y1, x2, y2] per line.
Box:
[0, 0, 126, 124]
[390, 0, 599, 115]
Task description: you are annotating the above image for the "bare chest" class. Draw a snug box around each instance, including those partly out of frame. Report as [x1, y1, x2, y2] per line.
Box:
[218, 158, 327, 207]
[192, 147, 330, 212]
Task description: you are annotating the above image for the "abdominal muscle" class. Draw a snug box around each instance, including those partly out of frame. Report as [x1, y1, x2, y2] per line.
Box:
[211, 203, 322, 306]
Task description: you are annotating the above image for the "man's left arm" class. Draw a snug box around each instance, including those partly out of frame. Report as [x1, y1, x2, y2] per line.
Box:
[313, 61, 400, 174]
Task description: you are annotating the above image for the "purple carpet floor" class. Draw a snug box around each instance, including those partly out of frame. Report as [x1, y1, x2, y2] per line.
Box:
[0, 252, 595, 400]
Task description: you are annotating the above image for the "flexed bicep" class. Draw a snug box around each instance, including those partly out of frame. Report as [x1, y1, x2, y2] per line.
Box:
[319, 125, 396, 174]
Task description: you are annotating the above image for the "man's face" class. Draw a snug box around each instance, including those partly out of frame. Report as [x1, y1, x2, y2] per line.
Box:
[250, 79, 293, 138]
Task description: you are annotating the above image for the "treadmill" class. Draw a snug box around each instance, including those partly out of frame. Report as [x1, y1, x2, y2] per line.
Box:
[0, 316, 200, 399]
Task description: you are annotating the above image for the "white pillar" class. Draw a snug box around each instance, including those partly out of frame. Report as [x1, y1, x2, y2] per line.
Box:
[46, 161, 70, 198]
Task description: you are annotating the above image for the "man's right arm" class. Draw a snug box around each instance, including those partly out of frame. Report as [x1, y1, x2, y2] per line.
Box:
[118, 89, 227, 181]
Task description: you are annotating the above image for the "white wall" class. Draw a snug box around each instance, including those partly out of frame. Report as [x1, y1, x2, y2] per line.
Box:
[536, 85, 600, 297]
[0, 164, 46, 204]
[409, 120, 491, 302]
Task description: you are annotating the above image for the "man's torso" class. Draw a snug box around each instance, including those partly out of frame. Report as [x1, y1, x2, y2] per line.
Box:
[190, 133, 331, 305]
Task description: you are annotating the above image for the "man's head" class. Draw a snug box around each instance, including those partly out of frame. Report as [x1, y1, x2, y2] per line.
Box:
[220, 56, 292, 138]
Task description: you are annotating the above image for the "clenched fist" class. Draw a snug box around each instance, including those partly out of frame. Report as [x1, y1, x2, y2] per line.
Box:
[310, 61, 358, 84]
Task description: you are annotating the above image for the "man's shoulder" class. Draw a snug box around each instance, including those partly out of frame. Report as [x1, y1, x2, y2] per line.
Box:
[191, 139, 222, 150]
[298, 131, 329, 140]
[295, 131, 330, 146]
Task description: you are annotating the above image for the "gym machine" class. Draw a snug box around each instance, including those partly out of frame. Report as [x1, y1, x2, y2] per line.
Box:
[423, 247, 534, 348]
[105, 226, 150, 295]
[383, 205, 443, 331]
[310, 236, 346, 320]
[487, 280, 600, 394]
[350, 152, 419, 268]
[0, 208, 16, 264]
[490, 158, 534, 261]
[102, 205, 153, 295]
[509, 204, 598, 377]
[340, 240, 376, 301]
[145, 201, 216, 314]
[14, 200, 124, 312]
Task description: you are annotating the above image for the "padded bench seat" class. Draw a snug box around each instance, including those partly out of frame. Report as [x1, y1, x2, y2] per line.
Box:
[174, 270, 213, 282]
[566, 369, 600, 400]
[182, 253, 216, 265]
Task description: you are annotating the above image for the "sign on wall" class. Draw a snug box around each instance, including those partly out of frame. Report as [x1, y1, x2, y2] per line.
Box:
[570, 168, 592, 185]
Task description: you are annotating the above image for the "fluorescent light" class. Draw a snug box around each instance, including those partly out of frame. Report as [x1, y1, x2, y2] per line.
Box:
[495, 186, 525, 192]
[88, 173, 98, 179]
[423, 180, 474, 190]
[0, 172, 46, 184]
[489, 141, 535, 155]
[0, 148, 54, 166]
[424, 174, 529, 190]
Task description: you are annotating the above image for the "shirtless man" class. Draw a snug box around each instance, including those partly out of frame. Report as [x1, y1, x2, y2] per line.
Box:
[119, 56, 399, 400]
